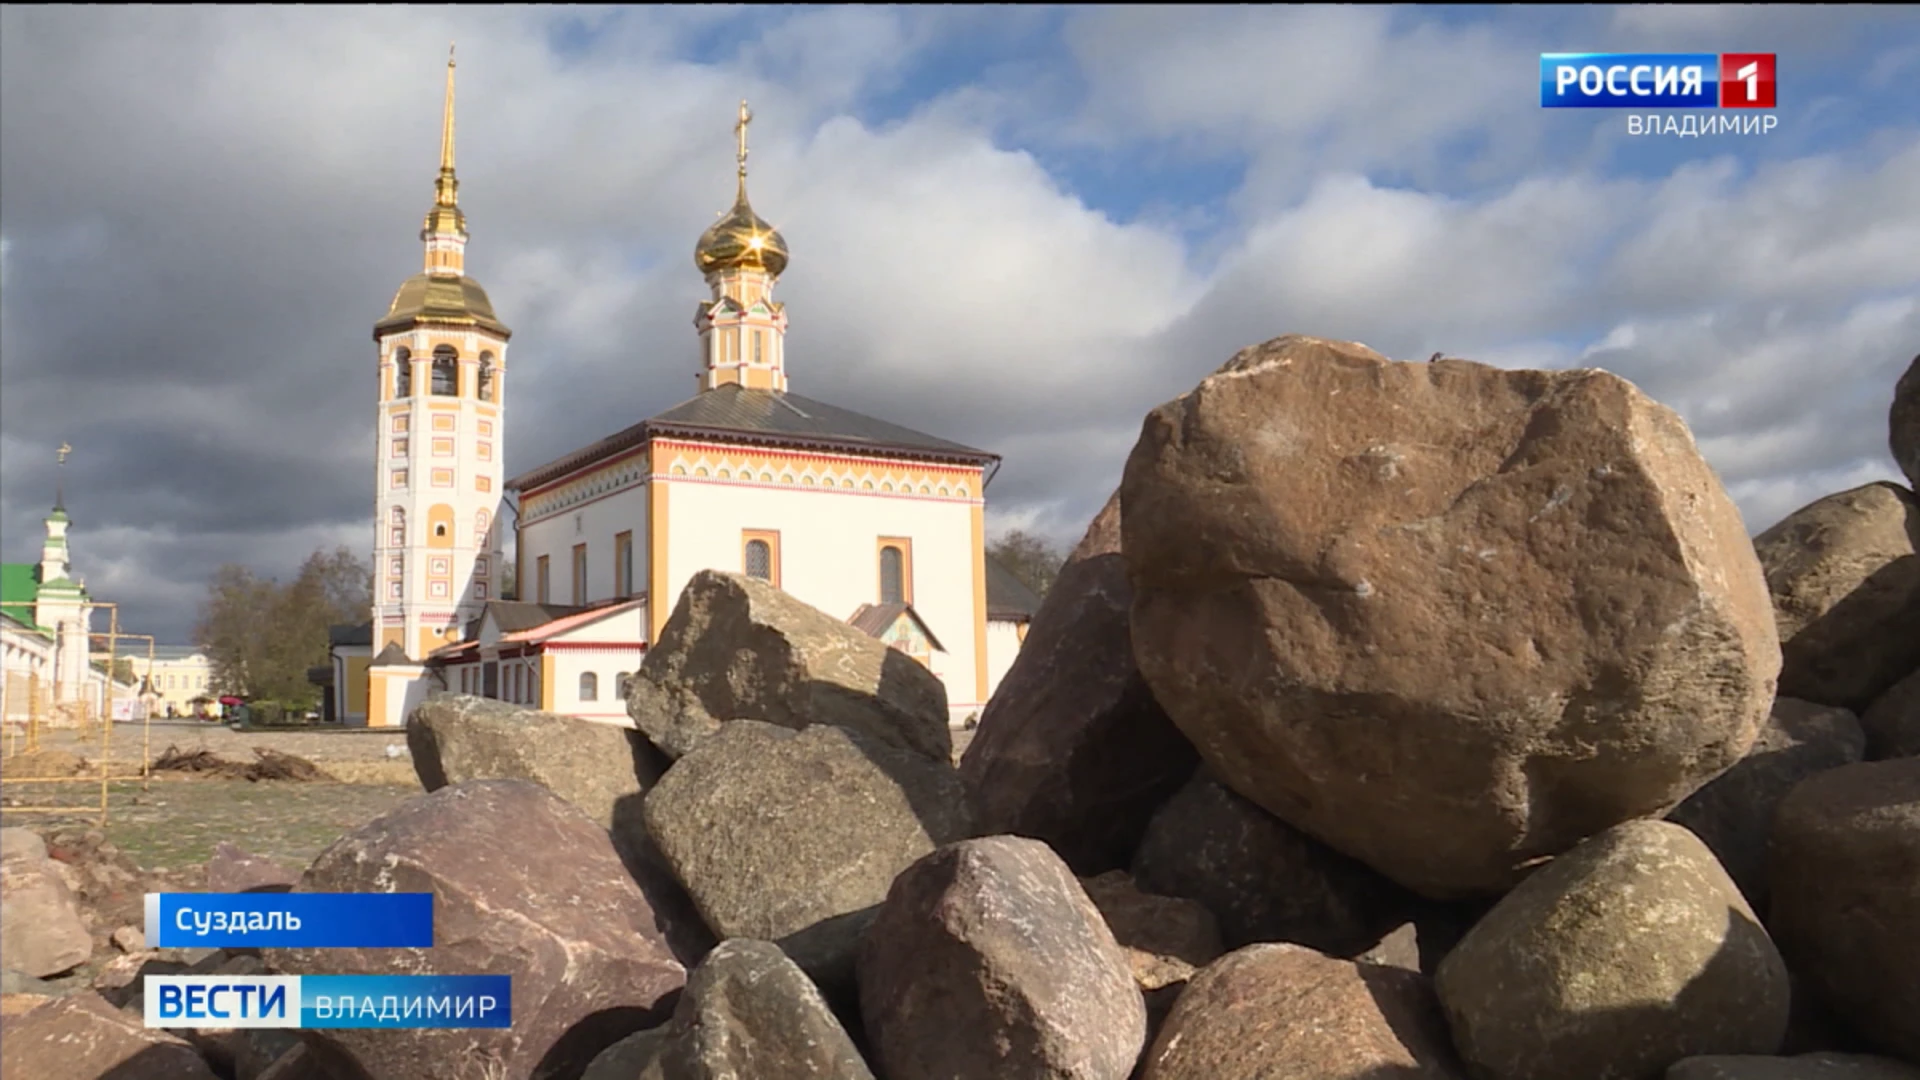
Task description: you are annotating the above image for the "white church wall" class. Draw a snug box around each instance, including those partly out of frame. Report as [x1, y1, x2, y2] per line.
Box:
[659, 478, 985, 718]
[517, 482, 649, 605]
[544, 645, 645, 726]
[983, 620, 1024, 714]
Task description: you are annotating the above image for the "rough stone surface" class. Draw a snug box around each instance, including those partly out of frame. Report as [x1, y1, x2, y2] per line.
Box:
[266, 779, 687, 1080]
[1670, 1054, 1920, 1079]
[0, 991, 219, 1079]
[643, 720, 973, 992]
[204, 842, 298, 894]
[859, 836, 1146, 1080]
[1768, 759, 1920, 1063]
[1140, 942, 1464, 1080]
[1131, 768, 1410, 953]
[1358, 922, 1423, 972]
[1754, 482, 1920, 712]
[1893, 354, 1920, 490]
[0, 825, 93, 977]
[1668, 697, 1865, 915]
[581, 1027, 670, 1080]
[408, 694, 668, 829]
[628, 569, 950, 762]
[1862, 668, 1920, 760]
[1122, 335, 1781, 898]
[1437, 819, 1791, 1080]
[1080, 870, 1222, 1036]
[959, 491, 1199, 873]
[638, 939, 875, 1080]
[112, 924, 147, 952]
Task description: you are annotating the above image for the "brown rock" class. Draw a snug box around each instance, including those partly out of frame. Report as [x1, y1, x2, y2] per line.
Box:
[1357, 922, 1423, 972]
[1768, 759, 1920, 1062]
[636, 939, 875, 1080]
[407, 694, 666, 829]
[1755, 482, 1920, 711]
[1139, 942, 1464, 1080]
[255, 1043, 331, 1080]
[859, 836, 1146, 1080]
[1080, 870, 1223, 1038]
[0, 991, 218, 1079]
[186, 1027, 302, 1080]
[1437, 820, 1790, 1080]
[628, 569, 951, 761]
[1122, 335, 1780, 898]
[204, 842, 298, 894]
[0, 993, 54, 1017]
[0, 826, 93, 977]
[960, 491, 1199, 873]
[112, 924, 146, 952]
[1669, 1053, 1920, 1079]
[265, 779, 686, 1080]
[643, 720, 973, 992]
[1130, 769, 1410, 952]
[1668, 698, 1865, 915]
[1892, 354, 1920, 490]
[1862, 668, 1920, 760]
[94, 950, 159, 992]
[582, 1027, 669, 1080]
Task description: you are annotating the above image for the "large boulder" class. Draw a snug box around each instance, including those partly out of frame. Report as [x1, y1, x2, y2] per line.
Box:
[1667, 698, 1865, 915]
[0, 991, 219, 1079]
[0, 827, 93, 978]
[959, 491, 1199, 872]
[1079, 870, 1224, 1032]
[407, 694, 667, 829]
[606, 939, 874, 1080]
[265, 780, 686, 1080]
[1139, 942, 1464, 1080]
[204, 842, 298, 894]
[642, 720, 973, 992]
[859, 836, 1146, 1080]
[1436, 819, 1790, 1080]
[1768, 759, 1920, 1062]
[1754, 482, 1920, 712]
[1122, 335, 1780, 898]
[1862, 668, 1920, 760]
[1892, 354, 1919, 490]
[627, 570, 951, 762]
[1130, 768, 1414, 954]
[1669, 1054, 1920, 1079]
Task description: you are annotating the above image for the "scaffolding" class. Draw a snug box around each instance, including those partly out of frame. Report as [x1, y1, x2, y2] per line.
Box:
[1, 602, 154, 826]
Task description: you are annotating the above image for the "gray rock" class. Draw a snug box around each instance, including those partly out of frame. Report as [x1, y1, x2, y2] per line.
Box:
[0, 826, 92, 978]
[581, 1027, 670, 1080]
[1123, 335, 1780, 898]
[960, 491, 1199, 873]
[204, 842, 298, 894]
[1768, 759, 1920, 1063]
[1892, 354, 1919, 490]
[1436, 820, 1790, 1080]
[1754, 482, 1920, 712]
[1140, 942, 1464, 1080]
[1669, 1053, 1920, 1079]
[628, 569, 950, 762]
[1862, 668, 1920, 760]
[860, 836, 1146, 1080]
[1668, 698, 1865, 915]
[643, 720, 973, 993]
[1131, 769, 1410, 953]
[266, 779, 686, 1080]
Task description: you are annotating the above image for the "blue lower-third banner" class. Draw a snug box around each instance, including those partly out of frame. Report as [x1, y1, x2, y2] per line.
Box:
[145, 975, 512, 1029]
[146, 892, 435, 949]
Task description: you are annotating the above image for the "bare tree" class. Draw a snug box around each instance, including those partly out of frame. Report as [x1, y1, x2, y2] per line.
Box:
[987, 529, 1067, 601]
[194, 546, 371, 708]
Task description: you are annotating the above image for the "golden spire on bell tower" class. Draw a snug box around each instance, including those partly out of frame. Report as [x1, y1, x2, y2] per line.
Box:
[419, 44, 468, 275]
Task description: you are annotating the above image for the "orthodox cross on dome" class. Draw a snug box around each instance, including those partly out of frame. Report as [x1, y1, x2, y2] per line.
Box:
[735, 99, 752, 180]
[55, 441, 72, 510]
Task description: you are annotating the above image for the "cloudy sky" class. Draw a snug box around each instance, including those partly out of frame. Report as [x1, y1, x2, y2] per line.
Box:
[3, 5, 1916, 646]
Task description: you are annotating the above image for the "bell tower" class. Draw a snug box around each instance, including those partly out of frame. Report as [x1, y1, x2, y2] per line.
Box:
[369, 45, 512, 662]
[693, 101, 791, 393]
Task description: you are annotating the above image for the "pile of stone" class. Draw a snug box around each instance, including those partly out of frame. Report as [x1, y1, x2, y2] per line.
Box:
[6, 341, 1916, 1080]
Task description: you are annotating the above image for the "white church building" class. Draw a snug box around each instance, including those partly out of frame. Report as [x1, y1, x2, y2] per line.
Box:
[334, 61, 1035, 728]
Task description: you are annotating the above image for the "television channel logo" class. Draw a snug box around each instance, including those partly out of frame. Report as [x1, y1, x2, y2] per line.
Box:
[1540, 54, 1776, 109]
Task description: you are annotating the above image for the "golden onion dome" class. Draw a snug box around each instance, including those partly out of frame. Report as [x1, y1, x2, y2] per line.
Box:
[695, 180, 789, 278]
[373, 272, 511, 340]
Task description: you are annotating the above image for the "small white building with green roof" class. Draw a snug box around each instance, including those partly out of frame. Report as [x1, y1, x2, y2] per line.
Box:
[1, 498, 101, 719]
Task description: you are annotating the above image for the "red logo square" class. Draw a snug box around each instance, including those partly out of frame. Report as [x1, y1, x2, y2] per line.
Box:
[1720, 53, 1776, 108]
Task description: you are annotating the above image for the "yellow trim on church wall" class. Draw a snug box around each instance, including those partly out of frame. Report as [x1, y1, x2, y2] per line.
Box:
[367, 673, 389, 729]
[379, 627, 404, 652]
[648, 480, 671, 642]
[541, 653, 557, 711]
[345, 657, 371, 714]
[970, 502, 988, 706]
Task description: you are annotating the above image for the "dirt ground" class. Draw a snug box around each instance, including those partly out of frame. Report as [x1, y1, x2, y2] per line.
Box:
[0, 721, 421, 874]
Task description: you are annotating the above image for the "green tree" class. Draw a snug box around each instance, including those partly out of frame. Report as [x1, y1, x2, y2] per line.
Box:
[194, 546, 371, 710]
[988, 529, 1067, 601]
[499, 560, 516, 601]
[90, 656, 137, 684]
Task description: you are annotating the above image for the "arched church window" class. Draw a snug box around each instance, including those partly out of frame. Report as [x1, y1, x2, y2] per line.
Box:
[478, 353, 496, 402]
[475, 510, 491, 547]
[579, 672, 598, 702]
[394, 348, 412, 398]
[753, 331, 764, 365]
[390, 507, 405, 546]
[431, 346, 459, 396]
[616, 672, 634, 699]
[880, 546, 904, 605]
[744, 540, 772, 581]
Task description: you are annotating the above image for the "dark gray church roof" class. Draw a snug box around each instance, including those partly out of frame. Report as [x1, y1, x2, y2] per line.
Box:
[984, 554, 1042, 621]
[508, 384, 997, 493]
